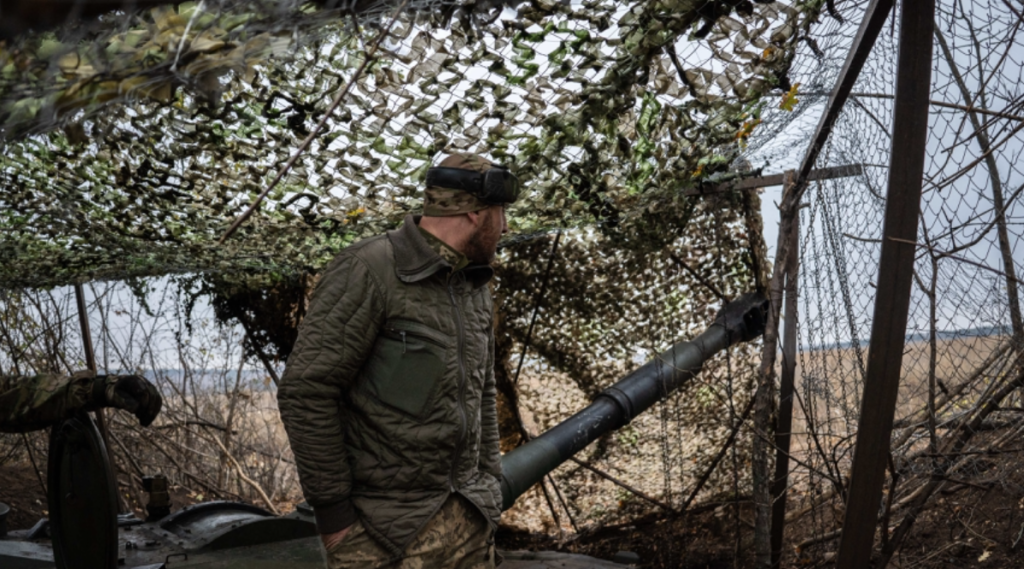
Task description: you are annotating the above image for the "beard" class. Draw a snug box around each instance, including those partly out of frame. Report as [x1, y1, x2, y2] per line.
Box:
[463, 213, 502, 264]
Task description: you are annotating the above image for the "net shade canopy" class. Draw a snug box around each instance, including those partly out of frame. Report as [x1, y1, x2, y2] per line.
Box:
[0, 0, 828, 290]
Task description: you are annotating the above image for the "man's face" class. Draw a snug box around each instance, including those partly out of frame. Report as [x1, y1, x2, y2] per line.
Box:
[465, 205, 508, 264]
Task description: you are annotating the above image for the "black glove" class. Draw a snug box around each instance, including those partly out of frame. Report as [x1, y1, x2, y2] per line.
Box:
[97, 374, 163, 427]
[714, 292, 769, 343]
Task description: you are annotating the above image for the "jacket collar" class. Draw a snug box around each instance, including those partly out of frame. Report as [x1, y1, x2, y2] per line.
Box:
[387, 214, 494, 288]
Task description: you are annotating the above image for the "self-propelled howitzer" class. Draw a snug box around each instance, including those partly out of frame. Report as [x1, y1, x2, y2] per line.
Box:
[499, 292, 769, 510]
[0, 293, 767, 569]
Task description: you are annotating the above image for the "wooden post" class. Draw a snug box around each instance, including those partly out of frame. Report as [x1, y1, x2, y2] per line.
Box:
[835, 0, 936, 565]
[793, 0, 895, 193]
[690, 164, 864, 196]
[770, 172, 799, 568]
[75, 283, 125, 513]
[751, 0, 896, 561]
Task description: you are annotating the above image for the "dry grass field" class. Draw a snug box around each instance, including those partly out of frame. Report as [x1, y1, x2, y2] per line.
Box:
[787, 335, 1010, 482]
[2, 335, 1019, 568]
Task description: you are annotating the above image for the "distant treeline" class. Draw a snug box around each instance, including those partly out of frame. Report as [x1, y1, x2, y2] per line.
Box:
[99, 369, 279, 391]
[804, 325, 1010, 352]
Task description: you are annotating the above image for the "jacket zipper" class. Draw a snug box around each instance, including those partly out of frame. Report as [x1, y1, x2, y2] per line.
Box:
[447, 281, 468, 493]
[383, 319, 450, 347]
[382, 327, 411, 353]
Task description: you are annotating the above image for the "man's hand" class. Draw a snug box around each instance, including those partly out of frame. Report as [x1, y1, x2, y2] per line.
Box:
[100, 375, 164, 427]
[321, 525, 353, 551]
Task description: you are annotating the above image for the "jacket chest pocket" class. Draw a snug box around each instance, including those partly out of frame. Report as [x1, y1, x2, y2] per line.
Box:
[361, 320, 448, 420]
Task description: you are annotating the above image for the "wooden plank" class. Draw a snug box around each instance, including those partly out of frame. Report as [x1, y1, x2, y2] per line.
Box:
[691, 164, 864, 196]
[769, 172, 799, 568]
[793, 0, 895, 194]
[754, 4, 896, 562]
[74, 284, 125, 514]
[834, 0, 937, 565]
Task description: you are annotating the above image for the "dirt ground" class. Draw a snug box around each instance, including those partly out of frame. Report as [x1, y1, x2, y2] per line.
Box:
[779, 439, 1024, 568]
[497, 466, 1024, 569]
[0, 463, 48, 530]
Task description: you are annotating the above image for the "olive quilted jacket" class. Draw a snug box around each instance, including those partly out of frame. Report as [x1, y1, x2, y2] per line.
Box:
[277, 215, 502, 557]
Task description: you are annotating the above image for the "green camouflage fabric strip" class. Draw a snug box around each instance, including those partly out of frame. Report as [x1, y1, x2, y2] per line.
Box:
[422, 187, 491, 217]
[0, 371, 99, 433]
[322, 494, 494, 569]
[418, 226, 470, 273]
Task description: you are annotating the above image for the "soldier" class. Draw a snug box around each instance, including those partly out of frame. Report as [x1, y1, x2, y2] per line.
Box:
[278, 153, 518, 568]
[0, 370, 163, 433]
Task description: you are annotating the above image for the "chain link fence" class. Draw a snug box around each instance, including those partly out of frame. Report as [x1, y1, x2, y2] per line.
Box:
[1, 0, 1022, 566]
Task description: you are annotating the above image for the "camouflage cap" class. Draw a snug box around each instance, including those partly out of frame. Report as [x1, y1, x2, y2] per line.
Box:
[423, 153, 493, 217]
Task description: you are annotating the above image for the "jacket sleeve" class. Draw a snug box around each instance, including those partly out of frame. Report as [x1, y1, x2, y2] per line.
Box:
[277, 253, 384, 534]
[0, 372, 95, 434]
[478, 325, 502, 480]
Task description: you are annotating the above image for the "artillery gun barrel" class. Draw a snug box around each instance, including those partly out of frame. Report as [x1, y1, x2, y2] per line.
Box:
[499, 292, 768, 510]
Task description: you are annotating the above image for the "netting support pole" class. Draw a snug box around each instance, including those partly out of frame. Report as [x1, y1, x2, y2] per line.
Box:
[769, 171, 799, 569]
[835, 0, 936, 565]
[74, 283, 126, 513]
[793, 0, 894, 197]
[754, 3, 896, 563]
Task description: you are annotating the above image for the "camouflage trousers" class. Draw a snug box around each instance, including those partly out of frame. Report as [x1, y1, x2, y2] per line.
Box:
[322, 494, 496, 569]
[0, 372, 95, 433]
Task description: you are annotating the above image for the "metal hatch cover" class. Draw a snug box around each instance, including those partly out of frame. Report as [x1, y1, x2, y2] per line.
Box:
[47, 413, 118, 569]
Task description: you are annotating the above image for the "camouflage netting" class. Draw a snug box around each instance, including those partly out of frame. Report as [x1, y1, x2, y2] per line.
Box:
[1, 0, 827, 288]
[0, 0, 845, 535]
[493, 190, 769, 531]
